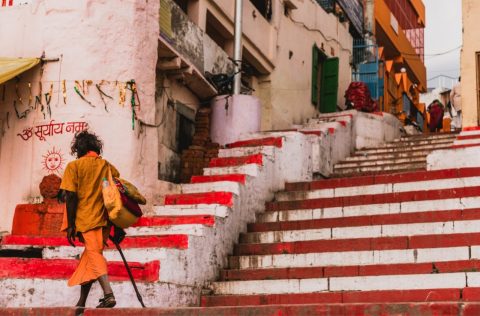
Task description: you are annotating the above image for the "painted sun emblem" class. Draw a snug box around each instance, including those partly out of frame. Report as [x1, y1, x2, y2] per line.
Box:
[42, 147, 65, 174]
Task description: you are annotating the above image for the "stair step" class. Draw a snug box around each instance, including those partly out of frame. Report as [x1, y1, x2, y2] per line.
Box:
[220, 259, 480, 281]
[259, 197, 480, 222]
[345, 150, 430, 161]
[208, 273, 477, 295]
[134, 215, 216, 227]
[190, 174, 247, 184]
[0, 257, 159, 281]
[356, 143, 453, 154]
[333, 162, 427, 175]
[250, 209, 480, 232]
[285, 168, 480, 192]
[209, 154, 263, 168]
[202, 288, 465, 307]
[228, 245, 473, 269]
[275, 173, 480, 201]
[165, 192, 234, 207]
[266, 185, 480, 212]
[226, 137, 283, 149]
[334, 156, 427, 168]
[0, 235, 189, 250]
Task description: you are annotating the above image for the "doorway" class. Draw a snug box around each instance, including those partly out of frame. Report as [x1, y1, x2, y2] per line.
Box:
[311, 44, 339, 113]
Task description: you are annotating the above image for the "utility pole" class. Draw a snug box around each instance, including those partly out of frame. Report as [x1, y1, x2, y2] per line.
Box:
[233, 0, 243, 95]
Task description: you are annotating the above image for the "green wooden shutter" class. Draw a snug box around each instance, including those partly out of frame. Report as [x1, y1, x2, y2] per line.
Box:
[320, 57, 339, 113]
[311, 44, 320, 105]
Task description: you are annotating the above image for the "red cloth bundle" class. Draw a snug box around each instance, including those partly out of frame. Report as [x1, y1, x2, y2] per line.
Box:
[345, 82, 378, 113]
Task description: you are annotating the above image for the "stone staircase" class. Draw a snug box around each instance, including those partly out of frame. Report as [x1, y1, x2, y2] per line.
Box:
[333, 132, 458, 176]
[4, 111, 480, 315]
[199, 132, 480, 315]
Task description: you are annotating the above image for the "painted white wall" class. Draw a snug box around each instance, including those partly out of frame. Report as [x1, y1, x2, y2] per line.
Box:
[0, 0, 159, 232]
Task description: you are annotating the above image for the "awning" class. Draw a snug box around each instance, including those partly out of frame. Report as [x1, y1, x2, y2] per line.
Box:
[0, 57, 40, 85]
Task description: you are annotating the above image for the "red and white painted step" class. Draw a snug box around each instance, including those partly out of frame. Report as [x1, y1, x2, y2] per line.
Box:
[202, 157, 480, 312]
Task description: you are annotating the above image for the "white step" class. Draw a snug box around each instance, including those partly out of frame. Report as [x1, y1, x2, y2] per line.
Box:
[203, 164, 261, 177]
[231, 246, 471, 269]
[275, 177, 480, 201]
[153, 204, 231, 218]
[356, 143, 452, 154]
[209, 272, 470, 295]
[241, 219, 480, 243]
[125, 224, 209, 237]
[258, 197, 480, 222]
[333, 162, 425, 174]
[335, 156, 426, 168]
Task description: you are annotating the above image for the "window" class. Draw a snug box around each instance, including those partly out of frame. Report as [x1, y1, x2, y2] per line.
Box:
[172, 0, 188, 14]
[250, 0, 272, 21]
[206, 11, 232, 51]
[312, 44, 339, 113]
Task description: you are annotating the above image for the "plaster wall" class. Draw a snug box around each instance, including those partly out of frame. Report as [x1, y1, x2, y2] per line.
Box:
[0, 0, 160, 233]
[259, 1, 353, 130]
[461, 0, 479, 127]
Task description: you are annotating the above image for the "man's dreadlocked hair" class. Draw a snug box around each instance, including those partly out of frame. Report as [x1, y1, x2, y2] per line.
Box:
[70, 130, 103, 158]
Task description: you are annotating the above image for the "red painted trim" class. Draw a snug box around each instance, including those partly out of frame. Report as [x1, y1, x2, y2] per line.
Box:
[372, 112, 384, 116]
[339, 121, 347, 127]
[0, 258, 159, 282]
[328, 127, 335, 134]
[451, 143, 480, 149]
[8, 0, 12, 5]
[201, 289, 461, 307]
[300, 130, 322, 136]
[134, 215, 215, 227]
[463, 126, 480, 131]
[209, 154, 263, 168]
[457, 134, 480, 140]
[1, 234, 189, 249]
[284, 167, 480, 191]
[235, 232, 480, 255]
[226, 137, 283, 149]
[248, 209, 480, 232]
[266, 184, 480, 211]
[190, 174, 247, 184]
[165, 191, 234, 207]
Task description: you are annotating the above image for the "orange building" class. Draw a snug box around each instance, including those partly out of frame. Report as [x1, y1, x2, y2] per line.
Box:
[364, 0, 426, 126]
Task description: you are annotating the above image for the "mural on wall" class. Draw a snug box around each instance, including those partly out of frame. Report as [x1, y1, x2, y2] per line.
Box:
[41, 147, 65, 175]
[17, 120, 89, 141]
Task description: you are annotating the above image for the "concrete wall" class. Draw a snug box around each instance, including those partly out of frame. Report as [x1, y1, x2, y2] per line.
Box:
[0, 0, 160, 233]
[258, 1, 352, 130]
[461, 0, 479, 128]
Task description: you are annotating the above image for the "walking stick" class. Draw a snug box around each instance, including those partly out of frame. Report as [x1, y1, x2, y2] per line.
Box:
[109, 236, 146, 308]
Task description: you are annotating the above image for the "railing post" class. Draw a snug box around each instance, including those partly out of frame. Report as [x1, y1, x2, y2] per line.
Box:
[233, 0, 243, 95]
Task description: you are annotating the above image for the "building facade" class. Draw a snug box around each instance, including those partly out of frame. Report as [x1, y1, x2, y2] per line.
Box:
[354, 0, 426, 127]
[0, 0, 355, 233]
[461, 0, 479, 128]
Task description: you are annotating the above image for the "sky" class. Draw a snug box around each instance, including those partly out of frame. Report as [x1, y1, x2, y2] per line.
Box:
[423, 0, 462, 88]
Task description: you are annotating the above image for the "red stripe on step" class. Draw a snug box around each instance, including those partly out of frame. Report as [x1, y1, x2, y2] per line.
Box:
[209, 154, 263, 168]
[463, 126, 480, 131]
[249, 209, 480, 232]
[266, 185, 480, 211]
[190, 174, 247, 184]
[235, 232, 480, 255]
[165, 191, 234, 207]
[457, 134, 480, 140]
[201, 288, 460, 307]
[226, 137, 283, 149]
[451, 143, 480, 149]
[339, 121, 347, 127]
[0, 258, 159, 282]
[1, 234, 188, 249]
[134, 215, 215, 227]
[300, 130, 322, 136]
[286, 167, 480, 191]
[328, 127, 335, 134]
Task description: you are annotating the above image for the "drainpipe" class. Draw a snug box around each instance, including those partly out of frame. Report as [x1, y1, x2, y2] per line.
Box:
[233, 0, 243, 95]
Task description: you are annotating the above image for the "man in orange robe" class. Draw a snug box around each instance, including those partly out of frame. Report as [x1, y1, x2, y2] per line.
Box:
[60, 131, 120, 308]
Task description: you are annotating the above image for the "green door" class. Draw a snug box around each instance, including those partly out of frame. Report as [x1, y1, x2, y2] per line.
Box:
[320, 57, 339, 113]
[311, 44, 339, 113]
